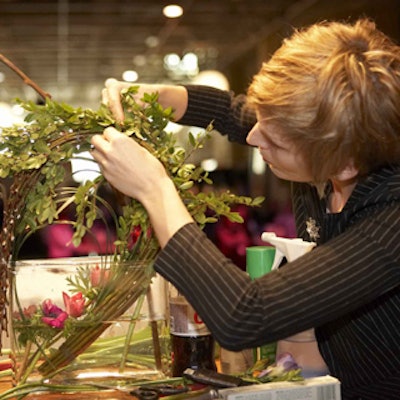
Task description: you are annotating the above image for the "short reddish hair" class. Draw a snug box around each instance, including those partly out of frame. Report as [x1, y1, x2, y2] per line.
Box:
[247, 18, 400, 186]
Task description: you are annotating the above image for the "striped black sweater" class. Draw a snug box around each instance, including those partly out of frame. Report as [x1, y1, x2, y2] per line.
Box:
[154, 85, 400, 399]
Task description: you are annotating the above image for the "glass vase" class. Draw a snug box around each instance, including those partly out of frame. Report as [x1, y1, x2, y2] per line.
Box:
[8, 256, 170, 391]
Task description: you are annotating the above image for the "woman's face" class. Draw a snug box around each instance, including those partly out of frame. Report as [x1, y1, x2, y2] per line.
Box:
[246, 119, 312, 182]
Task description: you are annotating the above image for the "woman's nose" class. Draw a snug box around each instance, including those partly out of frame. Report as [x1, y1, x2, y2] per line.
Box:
[246, 123, 260, 146]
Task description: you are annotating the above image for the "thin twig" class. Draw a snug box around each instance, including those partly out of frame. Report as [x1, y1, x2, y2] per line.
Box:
[0, 53, 51, 100]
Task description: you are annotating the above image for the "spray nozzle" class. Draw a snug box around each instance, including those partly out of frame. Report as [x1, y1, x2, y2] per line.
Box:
[261, 232, 316, 267]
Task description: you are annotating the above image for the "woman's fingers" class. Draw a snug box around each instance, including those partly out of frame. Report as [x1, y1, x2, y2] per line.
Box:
[101, 88, 109, 105]
[103, 78, 127, 122]
[90, 128, 150, 199]
[102, 126, 120, 141]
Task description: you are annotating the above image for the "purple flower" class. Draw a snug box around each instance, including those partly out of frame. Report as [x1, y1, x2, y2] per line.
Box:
[41, 299, 68, 329]
[275, 352, 299, 371]
[258, 352, 299, 378]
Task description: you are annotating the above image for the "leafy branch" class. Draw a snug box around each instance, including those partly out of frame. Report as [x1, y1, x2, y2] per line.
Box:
[0, 54, 264, 363]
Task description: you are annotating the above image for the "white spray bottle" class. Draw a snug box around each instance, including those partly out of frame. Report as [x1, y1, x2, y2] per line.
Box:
[261, 232, 329, 378]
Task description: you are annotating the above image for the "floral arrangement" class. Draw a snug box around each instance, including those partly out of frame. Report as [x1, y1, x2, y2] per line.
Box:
[243, 353, 303, 383]
[9, 257, 161, 393]
[0, 54, 264, 397]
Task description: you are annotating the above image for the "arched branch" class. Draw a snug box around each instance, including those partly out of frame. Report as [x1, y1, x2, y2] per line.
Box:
[0, 53, 51, 100]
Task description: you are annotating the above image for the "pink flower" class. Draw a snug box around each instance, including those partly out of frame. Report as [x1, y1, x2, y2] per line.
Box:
[42, 299, 63, 316]
[90, 265, 111, 287]
[63, 292, 85, 318]
[41, 299, 68, 329]
[24, 304, 38, 318]
[12, 304, 38, 320]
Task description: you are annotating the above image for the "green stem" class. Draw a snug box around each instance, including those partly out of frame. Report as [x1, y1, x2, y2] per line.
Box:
[0, 369, 12, 379]
[147, 284, 163, 371]
[17, 345, 44, 385]
[0, 382, 104, 400]
[14, 341, 32, 383]
[13, 327, 65, 384]
[38, 263, 154, 375]
[119, 290, 147, 373]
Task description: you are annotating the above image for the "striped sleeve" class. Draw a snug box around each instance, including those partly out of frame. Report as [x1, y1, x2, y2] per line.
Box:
[154, 203, 400, 350]
[177, 85, 255, 144]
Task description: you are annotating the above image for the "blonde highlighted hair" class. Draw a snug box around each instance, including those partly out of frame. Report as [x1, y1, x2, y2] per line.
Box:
[247, 18, 400, 186]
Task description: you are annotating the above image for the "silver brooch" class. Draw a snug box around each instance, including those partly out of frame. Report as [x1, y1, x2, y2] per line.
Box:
[306, 217, 320, 241]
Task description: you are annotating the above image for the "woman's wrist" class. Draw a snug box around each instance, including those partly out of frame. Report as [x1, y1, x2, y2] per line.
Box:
[141, 177, 194, 248]
[157, 85, 188, 121]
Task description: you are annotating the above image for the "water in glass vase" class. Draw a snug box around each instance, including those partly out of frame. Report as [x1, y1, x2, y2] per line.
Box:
[8, 256, 170, 389]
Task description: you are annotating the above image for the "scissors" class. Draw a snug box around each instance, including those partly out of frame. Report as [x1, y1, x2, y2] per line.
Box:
[87, 382, 188, 399]
[130, 384, 189, 399]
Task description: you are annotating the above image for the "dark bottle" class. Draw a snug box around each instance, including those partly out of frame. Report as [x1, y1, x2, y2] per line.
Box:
[169, 290, 216, 377]
[170, 333, 216, 377]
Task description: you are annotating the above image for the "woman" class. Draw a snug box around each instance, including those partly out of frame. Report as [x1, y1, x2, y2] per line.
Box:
[91, 18, 400, 399]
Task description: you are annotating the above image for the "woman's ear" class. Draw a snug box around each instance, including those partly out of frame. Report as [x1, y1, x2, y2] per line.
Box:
[335, 160, 359, 181]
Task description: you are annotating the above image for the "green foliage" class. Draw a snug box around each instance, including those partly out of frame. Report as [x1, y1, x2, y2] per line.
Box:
[0, 86, 264, 262]
[0, 82, 265, 393]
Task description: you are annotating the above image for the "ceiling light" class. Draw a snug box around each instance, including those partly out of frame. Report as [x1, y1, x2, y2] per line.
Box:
[163, 4, 183, 18]
[122, 70, 139, 82]
[164, 53, 181, 69]
[132, 55, 147, 67]
[145, 36, 160, 48]
[193, 70, 230, 90]
[201, 158, 218, 172]
[182, 53, 198, 73]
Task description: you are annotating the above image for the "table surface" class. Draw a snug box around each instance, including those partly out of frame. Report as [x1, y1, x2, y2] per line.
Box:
[0, 357, 221, 398]
[0, 379, 138, 399]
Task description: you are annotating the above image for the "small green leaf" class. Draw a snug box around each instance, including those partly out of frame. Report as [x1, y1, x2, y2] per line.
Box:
[178, 181, 194, 191]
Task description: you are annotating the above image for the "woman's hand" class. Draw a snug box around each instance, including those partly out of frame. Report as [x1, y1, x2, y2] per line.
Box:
[91, 127, 193, 247]
[102, 79, 134, 123]
[91, 127, 166, 202]
[102, 78, 189, 123]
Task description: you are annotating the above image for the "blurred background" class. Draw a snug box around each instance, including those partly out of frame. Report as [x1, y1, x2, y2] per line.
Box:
[0, 0, 399, 265]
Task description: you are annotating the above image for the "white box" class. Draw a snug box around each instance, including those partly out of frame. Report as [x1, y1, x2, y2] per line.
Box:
[217, 375, 341, 400]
